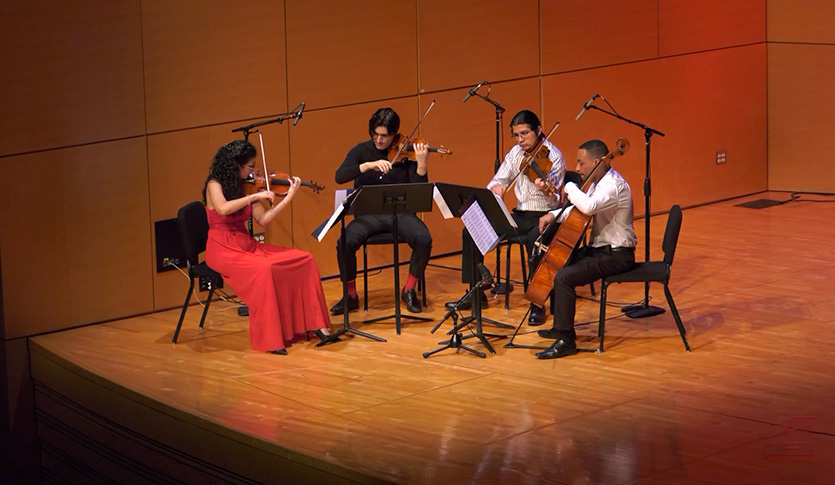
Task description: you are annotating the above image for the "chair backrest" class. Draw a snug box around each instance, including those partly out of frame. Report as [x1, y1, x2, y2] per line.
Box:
[177, 201, 210, 264]
[662, 205, 682, 266]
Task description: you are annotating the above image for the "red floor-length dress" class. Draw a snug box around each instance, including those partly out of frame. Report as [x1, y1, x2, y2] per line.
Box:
[205, 204, 330, 352]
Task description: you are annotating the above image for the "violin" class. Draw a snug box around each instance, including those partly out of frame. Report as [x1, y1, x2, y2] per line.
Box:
[244, 171, 324, 196]
[387, 134, 453, 164]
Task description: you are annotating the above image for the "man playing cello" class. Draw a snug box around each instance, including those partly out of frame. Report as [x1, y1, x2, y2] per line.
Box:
[535, 139, 637, 359]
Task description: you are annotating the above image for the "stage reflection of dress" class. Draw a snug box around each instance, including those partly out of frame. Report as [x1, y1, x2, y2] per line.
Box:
[205, 205, 330, 351]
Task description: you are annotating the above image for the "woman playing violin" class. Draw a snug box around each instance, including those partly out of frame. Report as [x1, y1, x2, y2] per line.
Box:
[449, 110, 566, 325]
[202, 140, 333, 355]
[330, 107, 433, 315]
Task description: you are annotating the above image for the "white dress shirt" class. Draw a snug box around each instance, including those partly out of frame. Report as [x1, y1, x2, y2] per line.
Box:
[487, 139, 566, 212]
[552, 168, 637, 249]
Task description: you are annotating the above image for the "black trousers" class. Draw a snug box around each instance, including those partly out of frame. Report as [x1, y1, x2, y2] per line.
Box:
[552, 246, 636, 337]
[336, 213, 432, 283]
[461, 209, 547, 284]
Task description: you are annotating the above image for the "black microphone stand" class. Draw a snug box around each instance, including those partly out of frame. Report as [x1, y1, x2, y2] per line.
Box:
[231, 103, 304, 316]
[232, 103, 304, 140]
[423, 274, 493, 358]
[587, 101, 666, 318]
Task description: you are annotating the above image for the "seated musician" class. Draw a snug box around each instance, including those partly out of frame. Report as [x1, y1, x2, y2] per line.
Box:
[445, 110, 565, 324]
[329, 107, 432, 315]
[535, 139, 637, 359]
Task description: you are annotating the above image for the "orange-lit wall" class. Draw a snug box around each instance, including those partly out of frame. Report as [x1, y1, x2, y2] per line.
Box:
[0, 0, 830, 341]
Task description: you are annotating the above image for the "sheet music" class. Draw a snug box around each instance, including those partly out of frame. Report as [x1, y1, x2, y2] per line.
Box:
[433, 185, 453, 219]
[313, 189, 358, 242]
[461, 200, 500, 256]
[334, 188, 355, 212]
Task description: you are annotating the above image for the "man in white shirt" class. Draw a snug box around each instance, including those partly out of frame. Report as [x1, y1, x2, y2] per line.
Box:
[534, 139, 637, 359]
[446, 110, 566, 319]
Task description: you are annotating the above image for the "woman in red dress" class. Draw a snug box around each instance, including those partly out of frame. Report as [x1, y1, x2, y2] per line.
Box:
[202, 140, 333, 354]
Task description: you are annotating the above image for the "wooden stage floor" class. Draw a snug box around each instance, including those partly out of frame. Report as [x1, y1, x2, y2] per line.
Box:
[30, 194, 835, 484]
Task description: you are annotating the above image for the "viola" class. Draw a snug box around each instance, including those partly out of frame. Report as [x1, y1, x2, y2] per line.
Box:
[525, 138, 630, 307]
[519, 142, 559, 197]
[388, 134, 453, 164]
[506, 121, 560, 196]
[244, 171, 324, 196]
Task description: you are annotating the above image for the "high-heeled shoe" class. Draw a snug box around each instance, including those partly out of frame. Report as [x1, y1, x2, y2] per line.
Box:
[314, 329, 340, 343]
[268, 349, 287, 355]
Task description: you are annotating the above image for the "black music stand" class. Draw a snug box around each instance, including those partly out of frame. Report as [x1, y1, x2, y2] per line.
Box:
[353, 183, 434, 334]
[312, 189, 385, 345]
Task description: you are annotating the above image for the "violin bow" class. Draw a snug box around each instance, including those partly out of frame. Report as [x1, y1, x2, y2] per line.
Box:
[255, 131, 271, 194]
[380, 100, 436, 179]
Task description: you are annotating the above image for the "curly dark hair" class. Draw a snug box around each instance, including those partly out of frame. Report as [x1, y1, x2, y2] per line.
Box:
[202, 140, 257, 204]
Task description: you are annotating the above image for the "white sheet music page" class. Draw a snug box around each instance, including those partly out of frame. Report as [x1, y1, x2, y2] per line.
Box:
[433, 186, 454, 219]
[461, 200, 500, 256]
[494, 192, 517, 228]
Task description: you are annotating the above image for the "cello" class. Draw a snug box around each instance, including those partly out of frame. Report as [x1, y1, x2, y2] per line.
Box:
[524, 138, 630, 307]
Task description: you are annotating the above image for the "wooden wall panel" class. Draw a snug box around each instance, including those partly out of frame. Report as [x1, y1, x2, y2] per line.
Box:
[285, 0, 418, 109]
[141, 1, 287, 134]
[541, 0, 659, 75]
[543, 44, 767, 214]
[147, 125, 291, 310]
[659, 0, 765, 56]
[1, 148, 69, 337]
[0, 0, 144, 155]
[417, 0, 540, 93]
[767, 0, 835, 43]
[767, 44, 835, 192]
[1, 139, 152, 338]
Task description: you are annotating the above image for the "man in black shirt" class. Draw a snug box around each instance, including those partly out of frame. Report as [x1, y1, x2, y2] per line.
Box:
[330, 107, 432, 314]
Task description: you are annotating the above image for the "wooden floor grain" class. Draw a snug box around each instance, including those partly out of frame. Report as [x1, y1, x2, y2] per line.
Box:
[31, 193, 835, 484]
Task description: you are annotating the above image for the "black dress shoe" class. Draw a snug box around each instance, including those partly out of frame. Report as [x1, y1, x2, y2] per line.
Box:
[329, 295, 359, 315]
[444, 291, 488, 310]
[313, 329, 341, 343]
[269, 349, 288, 355]
[537, 327, 560, 339]
[528, 305, 547, 326]
[401, 288, 422, 313]
[535, 338, 578, 359]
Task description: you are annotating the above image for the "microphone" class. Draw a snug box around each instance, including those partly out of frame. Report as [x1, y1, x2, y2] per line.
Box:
[575, 94, 599, 121]
[477, 263, 494, 289]
[462, 80, 487, 103]
[292, 102, 305, 126]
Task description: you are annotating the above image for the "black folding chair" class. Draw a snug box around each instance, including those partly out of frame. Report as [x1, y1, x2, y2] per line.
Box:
[591, 205, 690, 352]
[172, 201, 224, 344]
